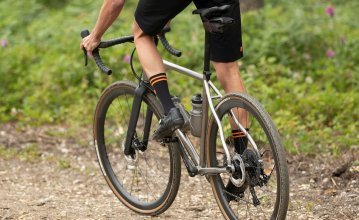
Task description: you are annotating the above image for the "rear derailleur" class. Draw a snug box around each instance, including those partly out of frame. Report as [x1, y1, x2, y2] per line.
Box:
[228, 148, 270, 206]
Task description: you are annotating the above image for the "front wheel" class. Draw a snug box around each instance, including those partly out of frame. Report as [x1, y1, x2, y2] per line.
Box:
[93, 81, 181, 216]
[207, 93, 289, 220]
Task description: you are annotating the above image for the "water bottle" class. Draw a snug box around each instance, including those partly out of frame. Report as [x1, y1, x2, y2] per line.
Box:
[189, 94, 203, 137]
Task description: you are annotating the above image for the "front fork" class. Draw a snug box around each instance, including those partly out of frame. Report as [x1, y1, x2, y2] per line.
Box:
[123, 81, 152, 156]
[142, 108, 153, 149]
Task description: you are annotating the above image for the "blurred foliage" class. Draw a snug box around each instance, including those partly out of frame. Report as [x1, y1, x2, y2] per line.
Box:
[0, 0, 358, 154]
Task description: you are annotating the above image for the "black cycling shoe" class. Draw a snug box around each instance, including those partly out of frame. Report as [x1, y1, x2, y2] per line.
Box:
[153, 107, 184, 141]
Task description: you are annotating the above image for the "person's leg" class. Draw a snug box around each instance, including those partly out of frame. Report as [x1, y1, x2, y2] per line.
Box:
[197, 0, 247, 154]
[213, 61, 248, 126]
[195, 0, 248, 200]
[132, 22, 183, 140]
[132, 21, 165, 79]
[133, 0, 191, 140]
[214, 61, 248, 154]
[132, 22, 175, 114]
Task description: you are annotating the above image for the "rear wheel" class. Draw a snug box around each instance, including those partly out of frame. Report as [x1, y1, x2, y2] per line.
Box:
[207, 93, 289, 220]
[93, 81, 181, 216]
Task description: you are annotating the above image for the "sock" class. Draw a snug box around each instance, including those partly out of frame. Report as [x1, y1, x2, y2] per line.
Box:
[149, 73, 175, 115]
[232, 129, 249, 154]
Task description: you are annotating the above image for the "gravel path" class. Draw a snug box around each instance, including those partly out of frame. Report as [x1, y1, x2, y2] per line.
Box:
[0, 123, 358, 219]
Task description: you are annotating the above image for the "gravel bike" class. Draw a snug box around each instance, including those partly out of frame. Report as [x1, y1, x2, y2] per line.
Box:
[81, 5, 289, 220]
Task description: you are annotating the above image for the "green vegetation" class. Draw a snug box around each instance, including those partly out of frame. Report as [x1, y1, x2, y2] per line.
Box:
[0, 144, 17, 159]
[0, 0, 358, 154]
[57, 158, 71, 169]
[0, 144, 41, 162]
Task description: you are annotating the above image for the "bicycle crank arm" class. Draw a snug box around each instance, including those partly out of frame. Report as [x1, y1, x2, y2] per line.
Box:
[197, 166, 234, 175]
[177, 139, 198, 177]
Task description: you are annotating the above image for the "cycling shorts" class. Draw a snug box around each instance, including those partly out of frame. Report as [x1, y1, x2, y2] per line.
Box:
[134, 0, 243, 62]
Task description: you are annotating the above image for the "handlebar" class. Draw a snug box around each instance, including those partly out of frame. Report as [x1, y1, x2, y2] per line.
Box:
[80, 28, 181, 75]
[158, 34, 182, 57]
[81, 30, 112, 75]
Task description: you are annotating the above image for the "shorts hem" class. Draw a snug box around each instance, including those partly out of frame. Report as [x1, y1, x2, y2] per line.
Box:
[211, 53, 244, 63]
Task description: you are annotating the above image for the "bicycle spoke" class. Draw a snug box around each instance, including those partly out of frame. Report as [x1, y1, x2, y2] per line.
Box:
[137, 163, 158, 201]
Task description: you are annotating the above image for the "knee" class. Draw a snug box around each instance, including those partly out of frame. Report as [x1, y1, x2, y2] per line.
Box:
[214, 62, 239, 81]
[132, 22, 142, 41]
[132, 21, 151, 43]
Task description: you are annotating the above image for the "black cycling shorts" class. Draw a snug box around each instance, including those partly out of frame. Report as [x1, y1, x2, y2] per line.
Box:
[134, 0, 243, 62]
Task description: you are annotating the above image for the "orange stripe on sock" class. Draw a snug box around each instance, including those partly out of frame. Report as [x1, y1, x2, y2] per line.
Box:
[150, 77, 167, 86]
[232, 130, 246, 138]
[149, 75, 167, 84]
[151, 78, 167, 86]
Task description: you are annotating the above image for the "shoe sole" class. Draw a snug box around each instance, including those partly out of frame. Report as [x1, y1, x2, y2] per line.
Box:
[153, 119, 184, 141]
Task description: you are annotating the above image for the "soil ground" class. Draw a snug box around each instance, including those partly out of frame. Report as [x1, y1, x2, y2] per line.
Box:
[0, 123, 358, 219]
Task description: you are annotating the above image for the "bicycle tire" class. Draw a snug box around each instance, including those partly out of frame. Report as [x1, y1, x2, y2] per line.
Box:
[207, 93, 289, 220]
[93, 80, 181, 216]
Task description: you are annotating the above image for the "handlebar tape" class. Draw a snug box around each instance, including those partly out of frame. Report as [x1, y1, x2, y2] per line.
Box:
[159, 35, 182, 57]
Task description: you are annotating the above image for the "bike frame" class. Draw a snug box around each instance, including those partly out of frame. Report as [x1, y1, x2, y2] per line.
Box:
[123, 30, 261, 176]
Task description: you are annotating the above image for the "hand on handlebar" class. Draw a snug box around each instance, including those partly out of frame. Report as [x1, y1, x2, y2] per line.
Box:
[80, 29, 112, 75]
[80, 27, 181, 75]
[80, 34, 101, 57]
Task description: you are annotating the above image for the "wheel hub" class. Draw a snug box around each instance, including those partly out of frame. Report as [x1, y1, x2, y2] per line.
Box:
[241, 149, 264, 187]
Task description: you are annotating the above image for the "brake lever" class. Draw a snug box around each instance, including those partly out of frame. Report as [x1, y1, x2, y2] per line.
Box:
[83, 48, 88, 66]
[81, 29, 91, 66]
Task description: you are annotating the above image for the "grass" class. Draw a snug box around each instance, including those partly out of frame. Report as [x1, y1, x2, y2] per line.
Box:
[57, 159, 71, 169]
[0, 145, 17, 159]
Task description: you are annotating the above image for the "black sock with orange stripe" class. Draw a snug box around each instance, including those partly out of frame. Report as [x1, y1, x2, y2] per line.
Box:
[232, 129, 249, 154]
[149, 73, 175, 115]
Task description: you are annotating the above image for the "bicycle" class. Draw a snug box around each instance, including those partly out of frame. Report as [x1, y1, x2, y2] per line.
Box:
[81, 5, 289, 220]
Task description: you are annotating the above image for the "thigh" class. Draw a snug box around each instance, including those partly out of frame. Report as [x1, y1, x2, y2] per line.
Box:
[135, 0, 192, 36]
[194, 0, 243, 62]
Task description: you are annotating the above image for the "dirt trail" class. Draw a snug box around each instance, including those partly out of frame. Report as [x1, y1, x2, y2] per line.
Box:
[0, 123, 358, 219]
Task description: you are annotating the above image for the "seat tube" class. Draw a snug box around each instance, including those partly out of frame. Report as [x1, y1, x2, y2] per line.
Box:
[199, 31, 211, 167]
[123, 82, 147, 156]
[203, 31, 211, 74]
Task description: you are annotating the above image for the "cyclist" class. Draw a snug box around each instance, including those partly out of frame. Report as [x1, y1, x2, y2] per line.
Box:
[80, 0, 248, 158]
